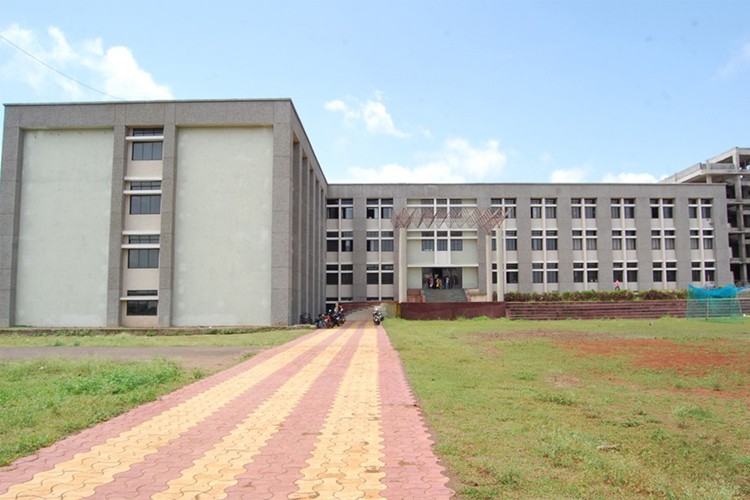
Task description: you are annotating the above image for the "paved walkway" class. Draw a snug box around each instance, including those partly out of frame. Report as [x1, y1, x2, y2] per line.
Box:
[0, 322, 454, 499]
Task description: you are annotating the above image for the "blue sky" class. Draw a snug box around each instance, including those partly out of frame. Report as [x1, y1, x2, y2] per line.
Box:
[1, 0, 749, 184]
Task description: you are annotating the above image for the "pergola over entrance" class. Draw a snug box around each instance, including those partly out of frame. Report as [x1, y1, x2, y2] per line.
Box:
[390, 207, 509, 234]
[390, 207, 511, 302]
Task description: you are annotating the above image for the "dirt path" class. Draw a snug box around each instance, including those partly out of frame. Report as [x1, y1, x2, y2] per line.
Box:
[0, 346, 259, 372]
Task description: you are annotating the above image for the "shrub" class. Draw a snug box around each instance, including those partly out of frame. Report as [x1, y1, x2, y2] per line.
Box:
[504, 289, 685, 302]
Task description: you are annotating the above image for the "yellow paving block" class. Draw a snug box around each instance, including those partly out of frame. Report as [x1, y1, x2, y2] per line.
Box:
[0, 329, 337, 500]
[151, 327, 359, 500]
[292, 323, 386, 500]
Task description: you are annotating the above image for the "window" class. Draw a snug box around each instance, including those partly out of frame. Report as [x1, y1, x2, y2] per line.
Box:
[574, 198, 596, 219]
[625, 230, 636, 250]
[130, 181, 161, 190]
[546, 230, 558, 251]
[132, 142, 163, 161]
[367, 270, 379, 284]
[587, 262, 599, 283]
[572, 230, 583, 251]
[547, 262, 559, 283]
[130, 195, 161, 215]
[366, 240, 379, 252]
[129, 128, 164, 161]
[611, 205, 621, 218]
[651, 198, 674, 219]
[653, 262, 663, 282]
[574, 262, 584, 283]
[666, 262, 677, 282]
[585, 230, 597, 250]
[382, 264, 395, 284]
[506, 230, 517, 251]
[689, 198, 713, 219]
[664, 230, 676, 250]
[437, 239, 448, 251]
[531, 206, 542, 218]
[703, 232, 713, 250]
[421, 239, 434, 252]
[626, 262, 638, 283]
[132, 128, 163, 137]
[128, 234, 159, 244]
[366, 207, 378, 219]
[491, 198, 517, 219]
[381, 239, 394, 252]
[327, 199, 354, 219]
[128, 248, 159, 268]
[532, 263, 544, 283]
[341, 240, 354, 252]
[531, 230, 543, 251]
[450, 239, 463, 251]
[506, 263, 519, 284]
[126, 294, 157, 316]
[612, 230, 622, 250]
[651, 230, 661, 250]
[327, 271, 338, 285]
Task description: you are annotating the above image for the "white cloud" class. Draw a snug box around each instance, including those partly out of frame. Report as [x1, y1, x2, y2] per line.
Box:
[550, 167, 588, 183]
[0, 24, 172, 100]
[325, 94, 408, 137]
[602, 172, 659, 183]
[339, 137, 507, 183]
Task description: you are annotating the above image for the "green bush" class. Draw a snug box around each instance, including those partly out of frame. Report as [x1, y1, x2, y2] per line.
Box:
[504, 289, 686, 302]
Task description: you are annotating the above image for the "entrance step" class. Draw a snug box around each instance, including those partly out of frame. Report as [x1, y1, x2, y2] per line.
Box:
[423, 288, 467, 303]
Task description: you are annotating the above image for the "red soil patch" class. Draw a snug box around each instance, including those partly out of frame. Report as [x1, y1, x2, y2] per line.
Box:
[558, 339, 750, 376]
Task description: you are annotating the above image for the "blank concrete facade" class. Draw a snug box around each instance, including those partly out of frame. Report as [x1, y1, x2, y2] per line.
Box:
[0, 99, 742, 327]
[1, 100, 327, 327]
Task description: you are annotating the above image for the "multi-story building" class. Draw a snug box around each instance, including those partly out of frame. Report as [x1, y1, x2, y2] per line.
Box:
[661, 147, 750, 286]
[0, 99, 740, 327]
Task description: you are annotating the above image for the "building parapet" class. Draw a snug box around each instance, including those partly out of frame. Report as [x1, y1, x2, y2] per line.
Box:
[661, 162, 745, 184]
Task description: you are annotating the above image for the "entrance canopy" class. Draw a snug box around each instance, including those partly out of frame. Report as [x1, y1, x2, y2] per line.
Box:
[390, 207, 509, 234]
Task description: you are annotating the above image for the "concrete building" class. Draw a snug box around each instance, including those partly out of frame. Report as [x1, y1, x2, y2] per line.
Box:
[661, 147, 750, 286]
[1, 100, 327, 328]
[0, 99, 741, 327]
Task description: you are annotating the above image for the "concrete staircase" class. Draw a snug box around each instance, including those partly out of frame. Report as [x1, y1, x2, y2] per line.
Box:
[423, 288, 467, 303]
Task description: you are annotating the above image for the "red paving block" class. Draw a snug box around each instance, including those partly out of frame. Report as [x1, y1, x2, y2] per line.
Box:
[0, 324, 455, 499]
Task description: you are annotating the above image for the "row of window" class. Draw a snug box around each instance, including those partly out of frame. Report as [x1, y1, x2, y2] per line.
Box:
[329, 197, 713, 221]
[326, 264, 395, 285]
[490, 229, 714, 252]
[491, 261, 716, 285]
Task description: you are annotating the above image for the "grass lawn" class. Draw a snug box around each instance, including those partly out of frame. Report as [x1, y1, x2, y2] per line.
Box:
[0, 328, 310, 467]
[1, 319, 748, 498]
[385, 317, 750, 499]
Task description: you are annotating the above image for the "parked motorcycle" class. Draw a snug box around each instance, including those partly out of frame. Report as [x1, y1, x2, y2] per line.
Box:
[373, 308, 384, 326]
[332, 308, 346, 327]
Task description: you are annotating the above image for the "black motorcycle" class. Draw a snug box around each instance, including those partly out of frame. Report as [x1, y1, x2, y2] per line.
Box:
[373, 309, 384, 326]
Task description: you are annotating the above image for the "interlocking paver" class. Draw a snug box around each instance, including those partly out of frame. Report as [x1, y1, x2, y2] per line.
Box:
[0, 321, 454, 499]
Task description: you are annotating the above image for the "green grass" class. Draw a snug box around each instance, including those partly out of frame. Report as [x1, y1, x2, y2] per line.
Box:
[386, 317, 750, 499]
[0, 357, 194, 466]
[0, 327, 311, 467]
